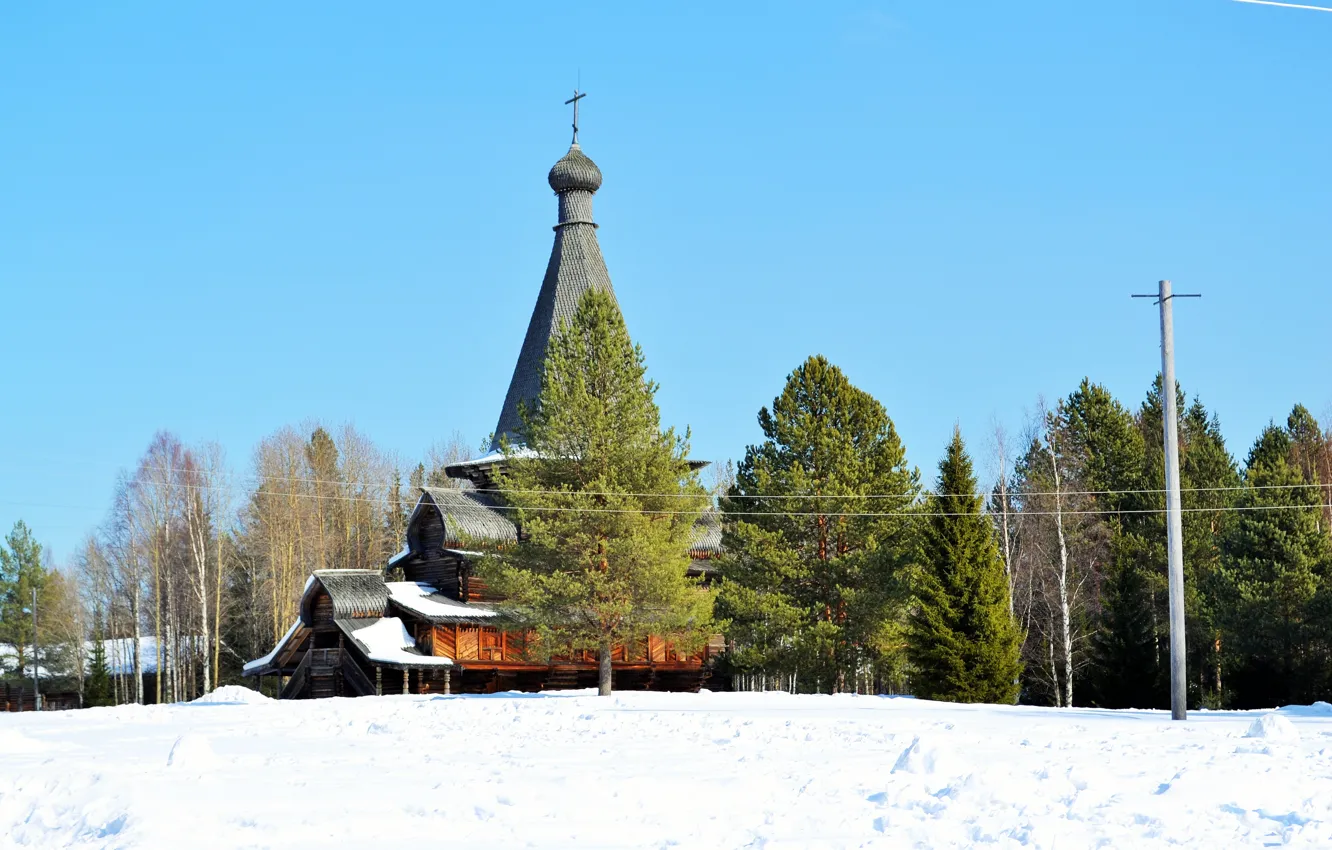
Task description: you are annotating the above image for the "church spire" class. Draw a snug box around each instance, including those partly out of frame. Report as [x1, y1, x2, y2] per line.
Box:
[490, 94, 618, 452]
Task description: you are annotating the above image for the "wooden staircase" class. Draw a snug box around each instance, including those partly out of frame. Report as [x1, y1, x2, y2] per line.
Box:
[280, 650, 312, 700]
[308, 649, 340, 699]
[543, 665, 582, 691]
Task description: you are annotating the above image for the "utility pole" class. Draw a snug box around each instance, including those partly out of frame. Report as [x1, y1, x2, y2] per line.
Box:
[31, 587, 41, 712]
[1134, 280, 1200, 720]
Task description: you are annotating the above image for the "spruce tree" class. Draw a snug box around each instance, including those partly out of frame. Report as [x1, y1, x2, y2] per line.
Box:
[1219, 425, 1332, 708]
[1086, 559, 1158, 708]
[1178, 399, 1239, 705]
[480, 288, 713, 696]
[717, 355, 919, 693]
[85, 610, 113, 708]
[909, 429, 1022, 703]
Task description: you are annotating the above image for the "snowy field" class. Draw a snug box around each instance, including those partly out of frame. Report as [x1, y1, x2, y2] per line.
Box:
[4, 690, 1332, 848]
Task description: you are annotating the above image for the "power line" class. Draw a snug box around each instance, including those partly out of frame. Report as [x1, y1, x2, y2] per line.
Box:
[77, 460, 1332, 501]
[1233, 0, 1332, 11]
[4, 492, 1330, 520]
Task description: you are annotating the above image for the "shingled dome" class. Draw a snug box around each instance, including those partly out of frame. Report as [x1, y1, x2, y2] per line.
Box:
[548, 144, 602, 193]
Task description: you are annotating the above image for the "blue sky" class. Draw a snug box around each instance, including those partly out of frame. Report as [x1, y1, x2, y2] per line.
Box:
[3, 1, 1330, 561]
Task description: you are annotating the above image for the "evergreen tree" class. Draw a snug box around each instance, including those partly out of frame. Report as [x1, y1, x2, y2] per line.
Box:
[0, 521, 48, 680]
[85, 608, 114, 708]
[1177, 398, 1239, 704]
[910, 430, 1022, 703]
[1219, 425, 1332, 708]
[1137, 379, 1239, 707]
[717, 355, 919, 693]
[1286, 404, 1332, 541]
[1061, 380, 1163, 708]
[480, 288, 713, 696]
[1086, 559, 1158, 708]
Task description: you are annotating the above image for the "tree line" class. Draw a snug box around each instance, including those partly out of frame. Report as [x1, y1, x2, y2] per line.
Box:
[0, 426, 475, 704]
[4, 289, 1330, 708]
[717, 360, 1332, 709]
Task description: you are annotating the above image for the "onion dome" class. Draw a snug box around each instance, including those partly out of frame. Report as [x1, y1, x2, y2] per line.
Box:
[548, 143, 603, 193]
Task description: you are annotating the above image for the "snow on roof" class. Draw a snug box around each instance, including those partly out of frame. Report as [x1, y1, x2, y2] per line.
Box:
[446, 447, 539, 469]
[341, 617, 453, 668]
[386, 581, 500, 623]
[387, 544, 412, 567]
[242, 619, 301, 675]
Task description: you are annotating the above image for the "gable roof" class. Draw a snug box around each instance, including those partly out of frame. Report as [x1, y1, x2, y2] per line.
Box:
[300, 570, 387, 623]
[420, 487, 518, 546]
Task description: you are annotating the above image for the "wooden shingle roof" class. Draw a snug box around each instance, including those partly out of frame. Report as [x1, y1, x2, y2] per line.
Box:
[421, 487, 518, 546]
[690, 510, 723, 558]
[491, 141, 616, 451]
[302, 570, 387, 622]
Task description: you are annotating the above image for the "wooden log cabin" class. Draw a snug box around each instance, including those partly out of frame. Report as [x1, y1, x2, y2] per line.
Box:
[243, 120, 726, 698]
[242, 489, 724, 696]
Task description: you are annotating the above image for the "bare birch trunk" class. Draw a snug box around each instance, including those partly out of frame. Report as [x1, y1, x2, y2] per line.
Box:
[214, 531, 223, 690]
[1045, 426, 1075, 709]
[186, 479, 211, 695]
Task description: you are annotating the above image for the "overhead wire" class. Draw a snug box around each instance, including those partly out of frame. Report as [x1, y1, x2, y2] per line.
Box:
[72, 459, 1332, 502]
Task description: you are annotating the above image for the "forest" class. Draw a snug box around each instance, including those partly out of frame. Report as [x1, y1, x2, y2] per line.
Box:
[2, 361, 1329, 711]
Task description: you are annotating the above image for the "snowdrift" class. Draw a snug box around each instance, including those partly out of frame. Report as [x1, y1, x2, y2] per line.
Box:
[4, 692, 1332, 848]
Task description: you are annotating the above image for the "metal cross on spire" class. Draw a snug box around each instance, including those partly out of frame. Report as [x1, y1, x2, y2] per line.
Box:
[565, 89, 586, 145]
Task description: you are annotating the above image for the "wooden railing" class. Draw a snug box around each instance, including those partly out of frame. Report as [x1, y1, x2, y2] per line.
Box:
[279, 650, 312, 700]
[341, 654, 376, 696]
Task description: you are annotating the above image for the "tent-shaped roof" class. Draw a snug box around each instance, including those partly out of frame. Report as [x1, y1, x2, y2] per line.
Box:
[491, 141, 616, 451]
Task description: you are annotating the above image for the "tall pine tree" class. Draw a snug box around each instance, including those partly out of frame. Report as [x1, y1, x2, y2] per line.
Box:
[717, 355, 919, 693]
[480, 289, 713, 696]
[0, 521, 48, 682]
[910, 429, 1022, 703]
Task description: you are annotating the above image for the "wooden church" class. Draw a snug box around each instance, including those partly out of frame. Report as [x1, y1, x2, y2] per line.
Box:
[243, 103, 724, 697]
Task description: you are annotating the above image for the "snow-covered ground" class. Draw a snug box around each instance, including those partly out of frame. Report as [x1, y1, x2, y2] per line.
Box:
[4, 690, 1332, 848]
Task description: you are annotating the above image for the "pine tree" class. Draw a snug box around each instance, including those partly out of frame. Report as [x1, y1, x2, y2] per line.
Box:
[717, 355, 919, 693]
[0, 521, 48, 680]
[1219, 425, 1332, 708]
[480, 288, 713, 697]
[910, 429, 1022, 703]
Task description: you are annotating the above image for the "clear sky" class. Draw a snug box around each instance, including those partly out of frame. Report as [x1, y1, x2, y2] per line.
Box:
[3, 1, 1330, 562]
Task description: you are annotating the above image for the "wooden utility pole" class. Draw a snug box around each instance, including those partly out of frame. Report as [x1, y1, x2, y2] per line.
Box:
[1135, 280, 1200, 720]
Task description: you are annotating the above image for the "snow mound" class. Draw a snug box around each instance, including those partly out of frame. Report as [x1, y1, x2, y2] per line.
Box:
[1245, 713, 1299, 742]
[891, 735, 951, 775]
[1283, 701, 1332, 716]
[166, 734, 215, 769]
[193, 685, 271, 705]
[0, 728, 45, 754]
